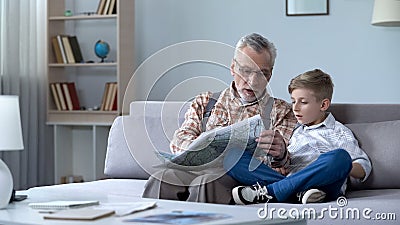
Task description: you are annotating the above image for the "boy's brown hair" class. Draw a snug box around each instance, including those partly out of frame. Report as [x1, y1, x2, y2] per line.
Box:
[288, 69, 334, 101]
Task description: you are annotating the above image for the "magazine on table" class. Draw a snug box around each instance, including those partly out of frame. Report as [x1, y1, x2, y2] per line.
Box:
[124, 210, 231, 224]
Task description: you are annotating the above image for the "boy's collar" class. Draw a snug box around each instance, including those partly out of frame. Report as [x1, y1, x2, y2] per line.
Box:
[300, 113, 335, 130]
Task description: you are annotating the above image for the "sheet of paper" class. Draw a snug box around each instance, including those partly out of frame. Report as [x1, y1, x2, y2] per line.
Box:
[96, 201, 157, 216]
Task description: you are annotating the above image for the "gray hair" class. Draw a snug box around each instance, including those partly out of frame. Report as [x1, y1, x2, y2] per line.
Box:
[234, 33, 277, 67]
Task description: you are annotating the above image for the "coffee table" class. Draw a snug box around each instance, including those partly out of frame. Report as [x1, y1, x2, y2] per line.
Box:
[0, 189, 306, 225]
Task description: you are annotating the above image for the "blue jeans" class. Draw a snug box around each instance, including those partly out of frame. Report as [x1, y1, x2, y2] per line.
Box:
[223, 148, 352, 202]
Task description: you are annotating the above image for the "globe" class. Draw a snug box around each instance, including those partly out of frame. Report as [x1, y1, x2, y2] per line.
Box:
[94, 40, 110, 63]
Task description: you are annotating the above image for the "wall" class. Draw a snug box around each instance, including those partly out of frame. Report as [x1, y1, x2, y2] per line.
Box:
[132, 0, 400, 103]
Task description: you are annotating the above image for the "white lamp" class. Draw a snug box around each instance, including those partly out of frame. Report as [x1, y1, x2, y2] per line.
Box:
[0, 96, 24, 209]
[372, 0, 400, 26]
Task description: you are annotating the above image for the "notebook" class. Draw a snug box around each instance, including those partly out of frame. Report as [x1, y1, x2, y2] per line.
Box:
[29, 200, 99, 210]
[43, 208, 115, 220]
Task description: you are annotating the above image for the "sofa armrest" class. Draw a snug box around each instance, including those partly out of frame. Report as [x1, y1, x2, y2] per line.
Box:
[104, 116, 150, 179]
[104, 101, 190, 179]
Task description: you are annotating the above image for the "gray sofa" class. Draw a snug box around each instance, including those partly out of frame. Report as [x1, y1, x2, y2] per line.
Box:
[104, 101, 400, 225]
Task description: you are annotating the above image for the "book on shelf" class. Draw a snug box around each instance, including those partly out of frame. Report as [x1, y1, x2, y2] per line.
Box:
[50, 83, 62, 110]
[66, 82, 81, 110]
[50, 82, 80, 111]
[56, 35, 68, 64]
[107, 0, 116, 15]
[108, 82, 118, 111]
[62, 83, 81, 110]
[97, 0, 117, 15]
[104, 83, 113, 110]
[100, 82, 110, 111]
[62, 83, 74, 110]
[62, 36, 75, 64]
[112, 0, 117, 14]
[100, 82, 117, 111]
[110, 82, 118, 111]
[52, 35, 84, 64]
[112, 88, 117, 111]
[68, 36, 84, 63]
[96, 0, 107, 15]
[105, 82, 116, 111]
[103, 0, 111, 15]
[51, 37, 64, 64]
[54, 83, 67, 110]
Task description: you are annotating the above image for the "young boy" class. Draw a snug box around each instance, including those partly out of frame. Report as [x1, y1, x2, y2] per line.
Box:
[224, 69, 372, 204]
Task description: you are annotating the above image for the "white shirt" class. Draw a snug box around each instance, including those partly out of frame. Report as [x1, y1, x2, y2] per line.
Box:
[287, 113, 372, 183]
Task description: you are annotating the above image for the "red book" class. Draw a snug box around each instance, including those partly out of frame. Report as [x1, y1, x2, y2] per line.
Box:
[112, 89, 117, 111]
[66, 82, 81, 110]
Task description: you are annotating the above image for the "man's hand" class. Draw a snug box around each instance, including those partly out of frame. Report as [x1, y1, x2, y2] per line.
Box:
[256, 130, 287, 160]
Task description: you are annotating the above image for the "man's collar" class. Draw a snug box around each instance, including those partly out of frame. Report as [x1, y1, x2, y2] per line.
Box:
[229, 81, 270, 106]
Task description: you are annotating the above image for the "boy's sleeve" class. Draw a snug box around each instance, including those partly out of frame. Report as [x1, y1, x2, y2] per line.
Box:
[340, 128, 372, 182]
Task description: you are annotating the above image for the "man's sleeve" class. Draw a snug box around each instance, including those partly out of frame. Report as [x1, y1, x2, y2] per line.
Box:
[271, 99, 297, 146]
[170, 92, 212, 154]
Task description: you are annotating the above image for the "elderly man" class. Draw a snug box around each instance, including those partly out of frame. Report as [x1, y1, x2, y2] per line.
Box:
[142, 33, 296, 204]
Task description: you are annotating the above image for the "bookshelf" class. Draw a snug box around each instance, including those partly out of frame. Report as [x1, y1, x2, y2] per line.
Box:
[47, 0, 134, 124]
[46, 0, 134, 183]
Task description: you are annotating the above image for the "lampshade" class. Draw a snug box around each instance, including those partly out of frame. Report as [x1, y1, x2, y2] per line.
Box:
[371, 0, 400, 26]
[0, 95, 24, 209]
[0, 96, 24, 150]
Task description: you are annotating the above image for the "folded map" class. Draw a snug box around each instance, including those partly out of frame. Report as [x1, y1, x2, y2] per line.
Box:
[156, 114, 271, 170]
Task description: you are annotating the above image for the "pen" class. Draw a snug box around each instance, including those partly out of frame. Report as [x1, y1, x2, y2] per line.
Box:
[38, 210, 58, 214]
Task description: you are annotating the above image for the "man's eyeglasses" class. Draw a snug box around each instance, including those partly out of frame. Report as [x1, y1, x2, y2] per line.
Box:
[233, 59, 271, 79]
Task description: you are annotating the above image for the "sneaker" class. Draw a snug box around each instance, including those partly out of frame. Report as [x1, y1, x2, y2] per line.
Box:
[297, 189, 326, 204]
[232, 183, 273, 205]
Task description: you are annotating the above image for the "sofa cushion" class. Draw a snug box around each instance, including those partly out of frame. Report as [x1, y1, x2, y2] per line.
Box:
[346, 120, 400, 190]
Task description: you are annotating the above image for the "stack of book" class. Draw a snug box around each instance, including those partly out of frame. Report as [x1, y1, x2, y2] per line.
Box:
[100, 82, 117, 111]
[51, 35, 84, 64]
[96, 0, 117, 15]
[50, 82, 81, 111]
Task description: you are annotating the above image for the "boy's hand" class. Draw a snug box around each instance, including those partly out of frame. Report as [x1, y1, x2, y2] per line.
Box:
[351, 162, 366, 180]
